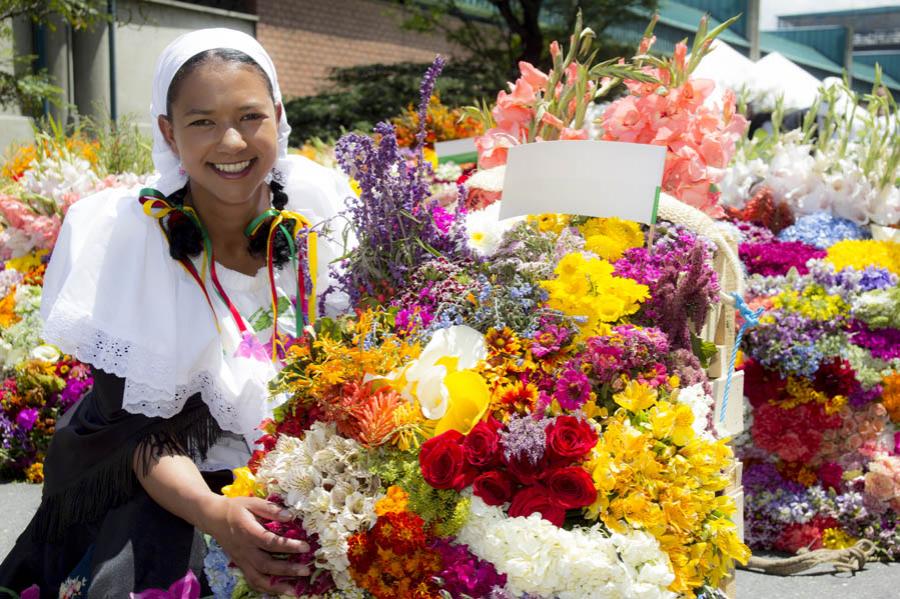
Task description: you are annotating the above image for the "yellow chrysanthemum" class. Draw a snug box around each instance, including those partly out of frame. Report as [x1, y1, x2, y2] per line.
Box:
[826, 239, 900, 275]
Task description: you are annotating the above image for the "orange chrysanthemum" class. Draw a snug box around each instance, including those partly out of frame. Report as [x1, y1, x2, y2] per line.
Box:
[884, 373, 900, 424]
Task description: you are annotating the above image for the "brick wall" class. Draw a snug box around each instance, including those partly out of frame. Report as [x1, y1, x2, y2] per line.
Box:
[257, 0, 464, 98]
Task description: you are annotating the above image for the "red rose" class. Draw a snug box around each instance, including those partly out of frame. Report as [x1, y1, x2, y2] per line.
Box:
[503, 453, 545, 486]
[419, 430, 475, 490]
[545, 466, 597, 509]
[508, 485, 566, 526]
[545, 415, 597, 463]
[473, 471, 516, 506]
[464, 417, 503, 468]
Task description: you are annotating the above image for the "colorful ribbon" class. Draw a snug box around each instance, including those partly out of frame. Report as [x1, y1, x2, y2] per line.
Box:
[139, 187, 317, 362]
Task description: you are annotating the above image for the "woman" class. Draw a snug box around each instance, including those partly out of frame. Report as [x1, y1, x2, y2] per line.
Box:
[0, 29, 352, 597]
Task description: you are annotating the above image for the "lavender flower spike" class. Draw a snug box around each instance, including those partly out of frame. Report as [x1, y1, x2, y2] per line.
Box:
[415, 55, 446, 151]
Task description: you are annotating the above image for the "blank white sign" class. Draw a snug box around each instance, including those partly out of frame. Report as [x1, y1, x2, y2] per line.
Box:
[499, 140, 666, 224]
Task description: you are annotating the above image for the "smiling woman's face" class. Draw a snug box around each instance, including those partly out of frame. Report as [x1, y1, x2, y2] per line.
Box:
[159, 56, 280, 207]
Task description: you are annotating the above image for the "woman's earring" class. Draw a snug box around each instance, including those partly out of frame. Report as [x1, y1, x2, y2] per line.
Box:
[178, 161, 186, 177]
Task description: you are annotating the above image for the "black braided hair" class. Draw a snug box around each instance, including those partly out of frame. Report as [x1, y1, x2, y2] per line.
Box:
[164, 178, 297, 269]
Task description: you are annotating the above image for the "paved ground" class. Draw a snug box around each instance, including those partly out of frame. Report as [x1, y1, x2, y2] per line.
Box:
[1, 482, 899, 597]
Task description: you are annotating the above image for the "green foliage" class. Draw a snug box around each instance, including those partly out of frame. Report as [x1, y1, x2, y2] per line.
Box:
[284, 61, 502, 145]
[399, 0, 659, 78]
[80, 112, 154, 176]
[367, 448, 469, 535]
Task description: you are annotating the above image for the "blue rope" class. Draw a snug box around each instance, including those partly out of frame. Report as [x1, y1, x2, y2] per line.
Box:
[720, 292, 764, 423]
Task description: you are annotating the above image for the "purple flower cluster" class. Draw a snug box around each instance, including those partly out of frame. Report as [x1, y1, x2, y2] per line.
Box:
[330, 57, 471, 307]
[499, 414, 549, 465]
[59, 376, 92, 410]
[530, 320, 573, 358]
[581, 325, 670, 388]
[430, 538, 507, 598]
[739, 240, 826, 277]
[848, 321, 900, 361]
[744, 309, 839, 376]
[553, 368, 591, 410]
[615, 226, 719, 350]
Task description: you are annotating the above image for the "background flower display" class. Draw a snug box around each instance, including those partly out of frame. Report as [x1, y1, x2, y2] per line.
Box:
[719, 77, 900, 228]
[730, 213, 900, 559]
[211, 26, 748, 597]
[0, 122, 153, 481]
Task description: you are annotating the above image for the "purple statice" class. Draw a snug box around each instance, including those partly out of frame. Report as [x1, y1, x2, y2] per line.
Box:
[430, 538, 506, 598]
[553, 368, 591, 410]
[743, 462, 805, 495]
[500, 414, 550, 465]
[329, 57, 470, 308]
[848, 321, 900, 361]
[58, 376, 92, 411]
[739, 240, 826, 277]
[733, 220, 776, 244]
[0, 413, 13, 452]
[777, 212, 870, 249]
[856, 267, 898, 292]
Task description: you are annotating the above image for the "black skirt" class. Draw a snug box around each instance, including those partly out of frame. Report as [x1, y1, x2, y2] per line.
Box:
[0, 368, 228, 598]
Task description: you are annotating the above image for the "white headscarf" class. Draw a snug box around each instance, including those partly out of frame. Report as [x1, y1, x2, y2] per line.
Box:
[150, 28, 292, 195]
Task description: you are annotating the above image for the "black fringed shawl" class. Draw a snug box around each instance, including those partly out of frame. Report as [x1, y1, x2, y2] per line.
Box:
[31, 367, 223, 542]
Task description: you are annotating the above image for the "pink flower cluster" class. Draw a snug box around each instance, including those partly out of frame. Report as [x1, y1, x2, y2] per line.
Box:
[865, 454, 900, 512]
[600, 42, 748, 217]
[0, 196, 61, 258]
[475, 53, 591, 171]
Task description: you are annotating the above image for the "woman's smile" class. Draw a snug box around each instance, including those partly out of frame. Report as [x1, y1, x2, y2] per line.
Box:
[209, 157, 257, 178]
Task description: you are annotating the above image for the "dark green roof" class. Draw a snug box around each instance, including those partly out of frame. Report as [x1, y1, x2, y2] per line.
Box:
[780, 5, 900, 19]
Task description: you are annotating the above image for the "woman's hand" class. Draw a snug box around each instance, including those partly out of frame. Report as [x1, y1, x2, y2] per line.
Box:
[199, 494, 311, 595]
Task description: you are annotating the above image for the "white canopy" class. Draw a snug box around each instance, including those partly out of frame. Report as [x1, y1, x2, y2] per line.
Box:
[749, 52, 821, 111]
[692, 40, 756, 105]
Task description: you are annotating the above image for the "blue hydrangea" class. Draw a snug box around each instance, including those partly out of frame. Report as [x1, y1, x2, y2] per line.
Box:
[777, 212, 870, 249]
[203, 539, 238, 599]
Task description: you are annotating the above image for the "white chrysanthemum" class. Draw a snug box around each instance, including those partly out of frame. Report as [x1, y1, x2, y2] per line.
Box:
[255, 422, 381, 590]
[457, 496, 675, 599]
[675, 383, 716, 440]
[463, 201, 524, 257]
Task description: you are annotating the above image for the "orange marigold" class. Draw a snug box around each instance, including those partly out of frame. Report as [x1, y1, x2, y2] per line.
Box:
[0, 289, 20, 328]
[376, 485, 410, 516]
[884, 373, 900, 424]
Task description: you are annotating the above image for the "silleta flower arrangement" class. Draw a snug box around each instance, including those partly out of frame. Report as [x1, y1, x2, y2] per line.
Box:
[210, 27, 748, 598]
[0, 132, 148, 481]
[733, 222, 900, 560]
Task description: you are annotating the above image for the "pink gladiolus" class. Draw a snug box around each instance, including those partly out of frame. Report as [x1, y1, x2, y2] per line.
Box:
[540, 112, 566, 130]
[475, 129, 520, 169]
[638, 35, 657, 55]
[549, 40, 561, 61]
[560, 127, 589, 140]
[519, 61, 549, 90]
[673, 42, 687, 71]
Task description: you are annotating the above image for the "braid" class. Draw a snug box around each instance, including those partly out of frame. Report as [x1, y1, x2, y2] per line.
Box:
[246, 178, 294, 268]
[164, 179, 296, 269]
[165, 184, 204, 261]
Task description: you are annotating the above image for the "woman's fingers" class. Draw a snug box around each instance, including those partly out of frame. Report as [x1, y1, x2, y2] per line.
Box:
[245, 496, 293, 522]
[243, 568, 296, 596]
[249, 549, 312, 578]
[256, 527, 310, 553]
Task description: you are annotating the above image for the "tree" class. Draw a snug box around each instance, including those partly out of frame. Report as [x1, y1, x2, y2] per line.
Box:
[0, 0, 107, 112]
[401, 0, 658, 83]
